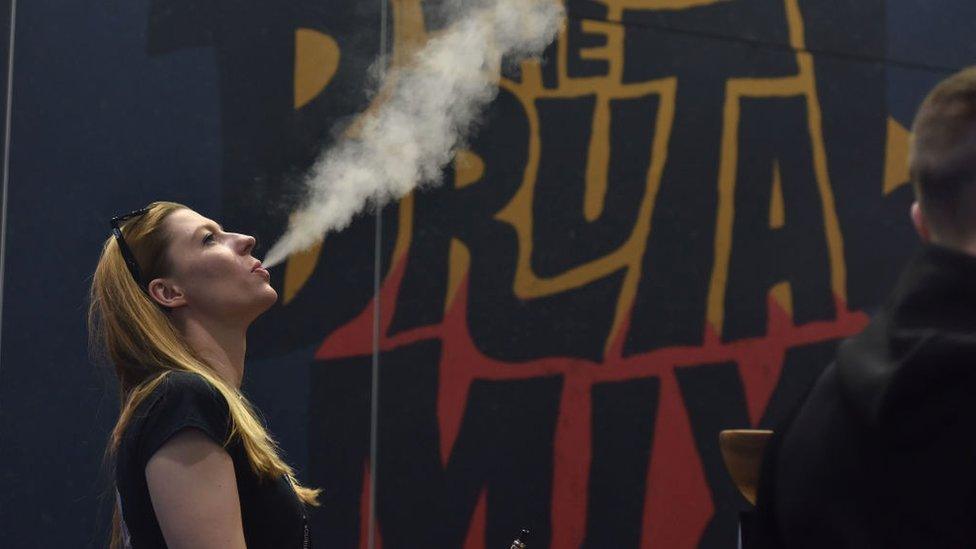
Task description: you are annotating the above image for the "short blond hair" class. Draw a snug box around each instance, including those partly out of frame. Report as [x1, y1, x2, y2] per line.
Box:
[910, 66, 976, 241]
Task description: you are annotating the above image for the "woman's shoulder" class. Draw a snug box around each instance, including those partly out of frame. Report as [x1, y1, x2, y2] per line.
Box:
[156, 370, 222, 394]
[156, 369, 216, 388]
[151, 370, 231, 419]
[124, 370, 234, 464]
[129, 370, 224, 417]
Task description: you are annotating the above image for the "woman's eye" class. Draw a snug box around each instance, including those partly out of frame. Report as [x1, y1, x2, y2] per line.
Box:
[203, 233, 214, 244]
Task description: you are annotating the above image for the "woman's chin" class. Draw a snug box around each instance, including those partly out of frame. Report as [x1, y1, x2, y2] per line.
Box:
[261, 285, 279, 306]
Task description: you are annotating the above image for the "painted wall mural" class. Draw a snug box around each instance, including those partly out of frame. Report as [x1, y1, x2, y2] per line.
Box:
[147, 0, 922, 547]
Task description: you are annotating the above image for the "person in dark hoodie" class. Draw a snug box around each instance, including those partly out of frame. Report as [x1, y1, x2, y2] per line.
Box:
[751, 66, 976, 548]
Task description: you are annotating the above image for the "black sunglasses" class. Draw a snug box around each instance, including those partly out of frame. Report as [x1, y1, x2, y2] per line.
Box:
[110, 207, 150, 286]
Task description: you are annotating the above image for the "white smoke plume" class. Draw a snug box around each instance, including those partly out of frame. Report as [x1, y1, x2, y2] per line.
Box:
[262, 0, 565, 268]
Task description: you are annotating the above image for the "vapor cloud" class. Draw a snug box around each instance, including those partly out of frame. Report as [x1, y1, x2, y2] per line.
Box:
[262, 0, 565, 267]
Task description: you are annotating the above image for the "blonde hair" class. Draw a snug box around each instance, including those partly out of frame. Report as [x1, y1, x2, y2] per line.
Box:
[88, 201, 320, 548]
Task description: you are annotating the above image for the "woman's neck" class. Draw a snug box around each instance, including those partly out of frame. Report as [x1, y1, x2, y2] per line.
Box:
[176, 314, 247, 389]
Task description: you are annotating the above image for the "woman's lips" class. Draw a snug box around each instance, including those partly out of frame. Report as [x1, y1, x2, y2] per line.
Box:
[254, 267, 270, 279]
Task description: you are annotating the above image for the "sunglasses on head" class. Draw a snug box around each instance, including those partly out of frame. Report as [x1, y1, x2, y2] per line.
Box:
[110, 207, 150, 286]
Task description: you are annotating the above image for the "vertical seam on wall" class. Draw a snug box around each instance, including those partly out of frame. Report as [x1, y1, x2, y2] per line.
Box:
[882, 0, 888, 117]
[368, 2, 388, 548]
[0, 0, 18, 403]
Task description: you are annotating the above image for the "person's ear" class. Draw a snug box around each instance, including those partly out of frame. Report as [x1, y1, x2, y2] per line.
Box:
[147, 278, 187, 310]
[911, 201, 932, 243]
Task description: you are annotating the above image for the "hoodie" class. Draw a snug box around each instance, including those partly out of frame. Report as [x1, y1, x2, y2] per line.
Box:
[752, 244, 976, 548]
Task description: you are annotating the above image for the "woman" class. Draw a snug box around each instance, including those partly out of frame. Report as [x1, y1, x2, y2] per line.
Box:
[88, 201, 321, 548]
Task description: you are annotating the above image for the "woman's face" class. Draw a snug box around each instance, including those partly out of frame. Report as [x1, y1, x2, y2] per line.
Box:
[149, 208, 277, 323]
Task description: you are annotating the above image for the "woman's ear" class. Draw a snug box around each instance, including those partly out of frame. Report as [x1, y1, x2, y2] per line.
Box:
[910, 201, 932, 243]
[147, 278, 186, 310]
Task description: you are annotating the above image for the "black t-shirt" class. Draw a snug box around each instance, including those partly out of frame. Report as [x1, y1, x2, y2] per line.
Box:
[114, 371, 311, 548]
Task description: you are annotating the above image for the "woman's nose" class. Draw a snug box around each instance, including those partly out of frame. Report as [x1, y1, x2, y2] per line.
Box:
[241, 234, 257, 255]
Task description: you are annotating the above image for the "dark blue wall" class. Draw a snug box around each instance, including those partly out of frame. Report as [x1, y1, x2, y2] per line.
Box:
[1, 0, 975, 547]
